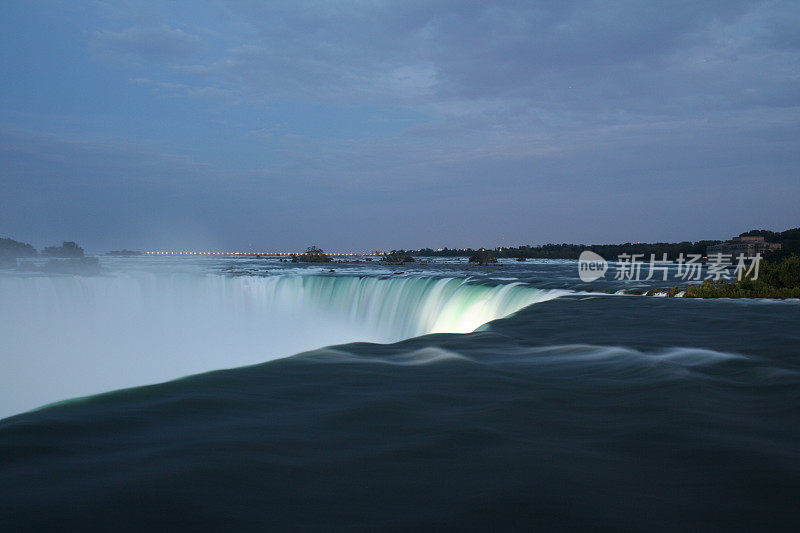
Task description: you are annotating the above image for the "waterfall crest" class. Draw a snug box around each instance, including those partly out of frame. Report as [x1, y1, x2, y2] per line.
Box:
[0, 273, 563, 417]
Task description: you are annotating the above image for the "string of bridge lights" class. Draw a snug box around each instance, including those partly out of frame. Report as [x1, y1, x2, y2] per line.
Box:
[145, 251, 374, 256]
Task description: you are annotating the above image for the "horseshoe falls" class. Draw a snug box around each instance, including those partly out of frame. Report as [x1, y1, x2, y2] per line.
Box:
[0, 270, 562, 418]
[2, 258, 799, 531]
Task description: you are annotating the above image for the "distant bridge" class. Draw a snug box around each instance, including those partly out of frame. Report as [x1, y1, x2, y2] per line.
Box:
[145, 251, 372, 257]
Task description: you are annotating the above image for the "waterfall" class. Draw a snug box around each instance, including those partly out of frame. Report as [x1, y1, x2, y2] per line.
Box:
[0, 272, 563, 417]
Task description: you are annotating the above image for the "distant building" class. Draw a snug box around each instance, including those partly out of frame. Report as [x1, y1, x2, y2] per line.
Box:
[707, 236, 781, 258]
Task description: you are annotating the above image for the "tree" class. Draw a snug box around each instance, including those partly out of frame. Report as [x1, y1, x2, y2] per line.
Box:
[382, 250, 415, 264]
[0, 237, 37, 265]
[42, 241, 84, 258]
[469, 249, 497, 265]
[300, 246, 331, 262]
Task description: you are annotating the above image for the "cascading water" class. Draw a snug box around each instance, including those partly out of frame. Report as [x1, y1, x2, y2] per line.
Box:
[0, 272, 564, 417]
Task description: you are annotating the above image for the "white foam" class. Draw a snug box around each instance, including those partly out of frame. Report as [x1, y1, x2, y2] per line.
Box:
[0, 272, 562, 418]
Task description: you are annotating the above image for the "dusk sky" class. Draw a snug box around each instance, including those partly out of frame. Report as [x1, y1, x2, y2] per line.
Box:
[2, 1, 799, 252]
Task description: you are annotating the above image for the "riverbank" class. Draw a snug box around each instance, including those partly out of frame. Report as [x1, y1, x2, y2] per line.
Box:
[647, 255, 800, 299]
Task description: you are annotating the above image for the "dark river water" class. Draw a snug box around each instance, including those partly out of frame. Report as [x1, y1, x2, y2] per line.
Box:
[1, 257, 798, 530]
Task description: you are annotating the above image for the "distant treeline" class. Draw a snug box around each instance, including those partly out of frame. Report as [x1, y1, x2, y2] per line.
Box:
[740, 227, 800, 243]
[1, 239, 87, 268]
[684, 254, 800, 299]
[0, 237, 102, 274]
[409, 227, 800, 261]
[0, 237, 37, 260]
[1, 238, 85, 259]
[413, 241, 722, 261]
[741, 227, 800, 260]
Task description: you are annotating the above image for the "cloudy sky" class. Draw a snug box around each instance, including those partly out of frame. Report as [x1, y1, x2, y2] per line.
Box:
[1, 1, 798, 251]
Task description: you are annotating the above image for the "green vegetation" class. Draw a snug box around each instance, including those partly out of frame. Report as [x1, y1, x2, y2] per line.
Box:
[417, 241, 722, 260]
[684, 255, 800, 299]
[42, 241, 84, 258]
[381, 251, 415, 264]
[413, 227, 800, 261]
[677, 228, 800, 299]
[0, 237, 37, 257]
[468, 249, 498, 265]
[1, 237, 100, 275]
[293, 246, 332, 263]
[757, 228, 800, 261]
[1, 237, 38, 266]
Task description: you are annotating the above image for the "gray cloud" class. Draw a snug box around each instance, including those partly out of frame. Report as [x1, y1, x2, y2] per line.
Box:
[4, 1, 799, 250]
[93, 25, 203, 64]
[141, 1, 800, 153]
[128, 77, 235, 100]
[89, 1, 800, 123]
